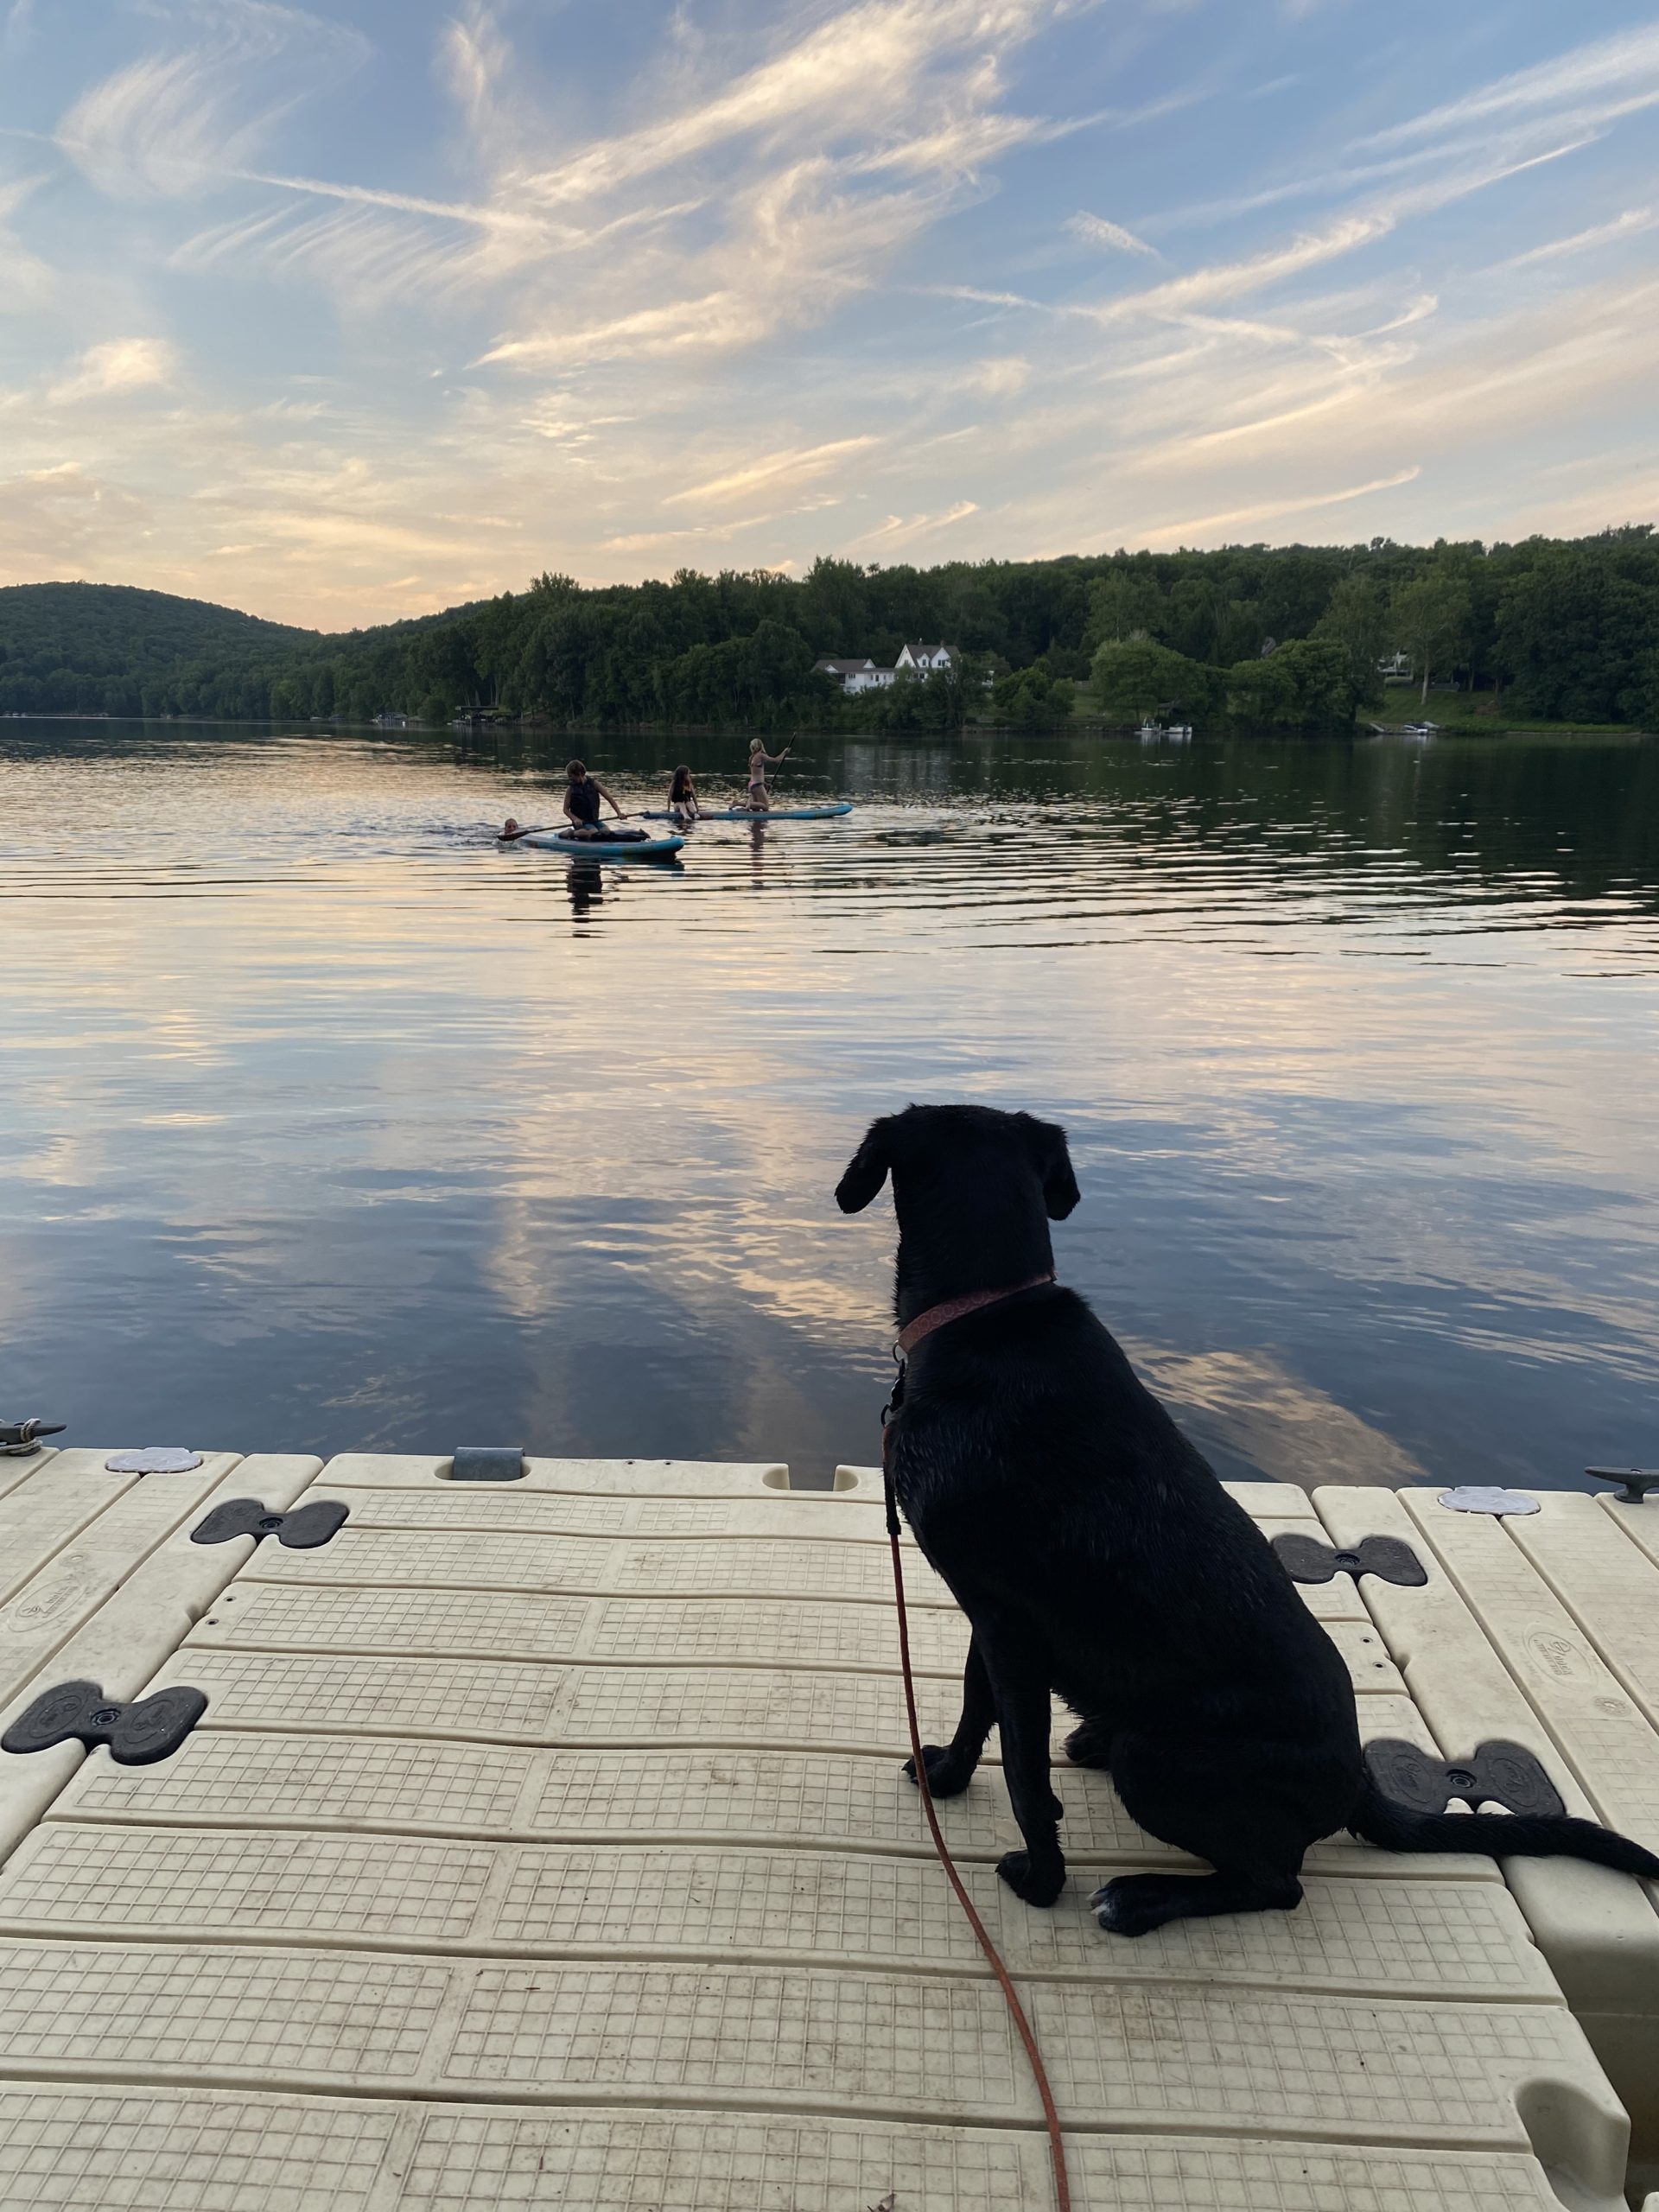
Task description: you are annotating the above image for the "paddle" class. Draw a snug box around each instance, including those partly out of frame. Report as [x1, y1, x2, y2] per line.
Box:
[498, 813, 645, 841]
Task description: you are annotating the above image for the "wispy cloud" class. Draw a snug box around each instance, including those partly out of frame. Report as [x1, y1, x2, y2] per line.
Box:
[0, 171, 54, 306]
[1363, 23, 1659, 148]
[1138, 467, 1421, 547]
[1066, 210, 1157, 257]
[1090, 214, 1395, 324]
[514, 0, 1075, 207]
[664, 437, 880, 507]
[48, 336, 176, 404]
[55, 0, 368, 200]
[1492, 206, 1657, 270]
[858, 499, 980, 543]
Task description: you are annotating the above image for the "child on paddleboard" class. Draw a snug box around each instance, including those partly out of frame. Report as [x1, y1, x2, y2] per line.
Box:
[667, 765, 702, 823]
[746, 739, 791, 811]
[563, 758, 624, 837]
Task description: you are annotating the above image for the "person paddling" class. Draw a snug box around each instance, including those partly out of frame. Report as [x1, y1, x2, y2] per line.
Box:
[667, 764, 702, 823]
[563, 758, 623, 837]
[746, 739, 791, 811]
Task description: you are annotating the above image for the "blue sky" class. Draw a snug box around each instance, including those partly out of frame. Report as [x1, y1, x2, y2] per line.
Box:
[2, 0, 1656, 629]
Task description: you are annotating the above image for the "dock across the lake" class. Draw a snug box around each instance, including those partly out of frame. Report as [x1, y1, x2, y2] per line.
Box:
[0, 1446, 1656, 2209]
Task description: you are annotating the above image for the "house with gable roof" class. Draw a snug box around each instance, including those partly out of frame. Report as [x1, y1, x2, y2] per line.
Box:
[812, 656, 895, 694]
[893, 643, 959, 678]
[814, 643, 962, 695]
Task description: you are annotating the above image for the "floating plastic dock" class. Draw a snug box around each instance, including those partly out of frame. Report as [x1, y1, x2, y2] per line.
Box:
[0, 1446, 1655, 2209]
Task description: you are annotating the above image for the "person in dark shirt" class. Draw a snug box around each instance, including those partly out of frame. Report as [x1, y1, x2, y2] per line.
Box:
[667, 764, 702, 823]
[562, 759, 623, 836]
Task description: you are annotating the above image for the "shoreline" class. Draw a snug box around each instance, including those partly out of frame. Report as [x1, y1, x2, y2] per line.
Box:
[3, 709, 1649, 741]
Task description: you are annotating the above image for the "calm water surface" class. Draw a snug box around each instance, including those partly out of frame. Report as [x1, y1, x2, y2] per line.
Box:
[3, 719, 1656, 1489]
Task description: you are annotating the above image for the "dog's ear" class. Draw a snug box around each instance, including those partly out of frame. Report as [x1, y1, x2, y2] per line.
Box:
[1027, 1116, 1081, 1220]
[836, 1118, 893, 1212]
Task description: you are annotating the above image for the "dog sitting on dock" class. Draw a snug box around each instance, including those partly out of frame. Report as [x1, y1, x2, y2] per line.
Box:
[836, 1103, 1659, 1935]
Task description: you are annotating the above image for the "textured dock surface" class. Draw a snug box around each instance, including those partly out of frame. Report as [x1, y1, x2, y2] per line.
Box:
[0, 1446, 1653, 2209]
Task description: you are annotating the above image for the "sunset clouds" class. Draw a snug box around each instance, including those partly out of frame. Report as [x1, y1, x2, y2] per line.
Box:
[1, 0, 1656, 625]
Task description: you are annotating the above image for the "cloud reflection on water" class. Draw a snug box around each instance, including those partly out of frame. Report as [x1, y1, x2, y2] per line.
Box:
[0, 720, 1655, 1487]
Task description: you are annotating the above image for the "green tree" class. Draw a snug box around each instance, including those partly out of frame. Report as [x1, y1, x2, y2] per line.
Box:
[1082, 567, 1164, 649]
[1090, 638, 1211, 721]
[1390, 569, 1473, 706]
[992, 664, 1075, 725]
[1313, 574, 1387, 702]
[1497, 543, 1659, 722]
[1224, 638, 1353, 728]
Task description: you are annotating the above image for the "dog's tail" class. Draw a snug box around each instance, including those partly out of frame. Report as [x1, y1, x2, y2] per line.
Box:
[1350, 1774, 1659, 1878]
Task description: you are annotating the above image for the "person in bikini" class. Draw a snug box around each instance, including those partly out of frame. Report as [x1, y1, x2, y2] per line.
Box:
[745, 739, 791, 811]
[562, 758, 624, 837]
[667, 765, 702, 823]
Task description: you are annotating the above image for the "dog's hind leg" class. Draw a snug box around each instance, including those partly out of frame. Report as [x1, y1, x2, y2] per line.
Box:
[906, 1634, 995, 1798]
[1091, 1864, 1303, 1937]
[1090, 1726, 1316, 1936]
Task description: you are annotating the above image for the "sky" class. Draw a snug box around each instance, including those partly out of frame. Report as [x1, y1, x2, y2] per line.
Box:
[2, 0, 1657, 632]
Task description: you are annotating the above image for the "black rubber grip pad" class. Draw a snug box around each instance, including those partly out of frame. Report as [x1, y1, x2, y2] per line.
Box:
[190, 1498, 349, 1548]
[1364, 1735, 1567, 1819]
[2, 1678, 207, 1764]
[1274, 1532, 1427, 1586]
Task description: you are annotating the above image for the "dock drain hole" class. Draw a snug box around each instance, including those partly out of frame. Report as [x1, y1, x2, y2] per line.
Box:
[1514, 2076, 1628, 2211]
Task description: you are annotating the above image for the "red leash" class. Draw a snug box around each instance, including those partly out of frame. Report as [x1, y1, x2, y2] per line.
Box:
[883, 1440, 1072, 2212]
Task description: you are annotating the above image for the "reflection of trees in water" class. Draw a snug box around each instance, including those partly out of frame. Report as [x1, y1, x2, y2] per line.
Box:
[455, 725, 1659, 920]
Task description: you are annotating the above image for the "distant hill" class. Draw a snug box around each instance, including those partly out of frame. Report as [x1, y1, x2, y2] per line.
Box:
[0, 582, 318, 717]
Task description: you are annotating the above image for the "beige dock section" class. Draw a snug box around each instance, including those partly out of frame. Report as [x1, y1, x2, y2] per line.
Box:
[0, 1449, 1653, 2208]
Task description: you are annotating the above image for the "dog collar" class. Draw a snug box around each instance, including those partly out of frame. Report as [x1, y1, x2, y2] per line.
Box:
[895, 1274, 1056, 1357]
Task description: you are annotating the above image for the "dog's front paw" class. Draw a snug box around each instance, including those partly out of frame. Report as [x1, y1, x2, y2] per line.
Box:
[903, 1744, 975, 1797]
[996, 1849, 1065, 1906]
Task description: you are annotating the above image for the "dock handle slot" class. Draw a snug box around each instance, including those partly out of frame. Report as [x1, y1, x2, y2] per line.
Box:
[448, 1446, 526, 1482]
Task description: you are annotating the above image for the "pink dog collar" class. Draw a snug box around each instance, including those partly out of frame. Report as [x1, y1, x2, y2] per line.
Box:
[896, 1274, 1056, 1357]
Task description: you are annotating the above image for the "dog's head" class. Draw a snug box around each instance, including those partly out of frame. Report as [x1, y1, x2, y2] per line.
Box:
[836, 1103, 1080, 1230]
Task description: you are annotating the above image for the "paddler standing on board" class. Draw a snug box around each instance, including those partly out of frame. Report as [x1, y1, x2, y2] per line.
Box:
[746, 738, 791, 811]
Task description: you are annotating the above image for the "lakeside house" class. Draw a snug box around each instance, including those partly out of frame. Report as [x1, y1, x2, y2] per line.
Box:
[814, 643, 960, 693]
[895, 642, 958, 677]
[813, 656, 894, 694]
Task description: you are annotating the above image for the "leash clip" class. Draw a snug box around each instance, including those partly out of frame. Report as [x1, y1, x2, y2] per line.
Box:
[881, 1348, 907, 1427]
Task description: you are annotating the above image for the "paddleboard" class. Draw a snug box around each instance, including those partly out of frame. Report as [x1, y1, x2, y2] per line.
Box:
[642, 803, 854, 823]
[517, 830, 686, 859]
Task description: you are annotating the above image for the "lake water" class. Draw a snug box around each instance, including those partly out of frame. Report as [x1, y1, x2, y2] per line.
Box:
[2, 717, 1656, 1491]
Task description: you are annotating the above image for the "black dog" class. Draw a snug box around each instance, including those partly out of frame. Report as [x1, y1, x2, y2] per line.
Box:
[837, 1102, 1659, 1934]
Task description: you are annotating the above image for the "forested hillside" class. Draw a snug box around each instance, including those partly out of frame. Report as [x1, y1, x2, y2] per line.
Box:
[0, 583, 312, 718]
[3, 529, 1655, 730]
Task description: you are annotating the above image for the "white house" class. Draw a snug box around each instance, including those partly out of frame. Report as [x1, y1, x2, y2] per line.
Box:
[815, 644, 962, 692]
[814, 656, 896, 694]
[894, 643, 958, 678]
